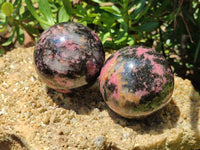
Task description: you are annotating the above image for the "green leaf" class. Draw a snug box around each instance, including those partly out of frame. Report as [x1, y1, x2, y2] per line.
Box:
[0, 10, 6, 19]
[18, 10, 32, 21]
[91, 0, 102, 4]
[13, 0, 22, 16]
[49, 3, 59, 13]
[81, 21, 87, 26]
[0, 49, 4, 56]
[100, 5, 121, 16]
[100, 13, 117, 27]
[127, 36, 136, 45]
[2, 28, 15, 46]
[120, 21, 128, 32]
[58, 6, 70, 22]
[16, 27, 24, 45]
[1, 2, 13, 16]
[76, 5, 87, 17]
[114, 32, 128, 44]
[93, 15, 101, 26]
[62, 0, 74, 16]
[100, 32, 110, 44]
[22, 24, 40, 35]
[134, 3, 151, 21]
[131, 0, 146, 19]
[39, 0, 55, 25]
[131, 22, 159, 32]
[164, 50, 170, 54]
[87, 13, 99, 18]
[39, 22, 50, 30]
[13, 0, 20, 6]
[87, 9, 99, 18]
[25, 0, 52, 27]
[0, 18, 8, 32]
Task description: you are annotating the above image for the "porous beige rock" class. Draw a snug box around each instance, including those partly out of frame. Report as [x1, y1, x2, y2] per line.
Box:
[0, 47, 200, 150]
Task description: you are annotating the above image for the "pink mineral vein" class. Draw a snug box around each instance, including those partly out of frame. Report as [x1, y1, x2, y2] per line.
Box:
[151, 77, 167, 93]
[109, 73, 120, 100]
[99, 52, 120, 81]
[135, 90, 149, 100]
[55, 40, 80, 51]
[91, 31, 101, 42]
[136, 46, 153, 56]
[99, 52, 120, 94]
[86, 58, 98, 76]
[138, 48, 164, 76]
[136, 46, 170, 93]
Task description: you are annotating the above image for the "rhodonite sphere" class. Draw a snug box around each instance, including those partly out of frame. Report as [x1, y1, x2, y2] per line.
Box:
[34, 22, 105, 93]
[99, 46, 174, 118]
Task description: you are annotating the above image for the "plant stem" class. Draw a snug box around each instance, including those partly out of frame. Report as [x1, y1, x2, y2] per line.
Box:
[158, 21, 167, 58]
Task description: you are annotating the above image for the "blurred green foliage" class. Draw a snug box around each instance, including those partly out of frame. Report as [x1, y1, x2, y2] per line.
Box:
[0, 0, 199, 68]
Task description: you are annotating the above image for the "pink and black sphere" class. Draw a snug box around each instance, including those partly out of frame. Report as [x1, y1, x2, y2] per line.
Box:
[99, 46, 174, 118]
[34, 22, 174, 118]
[34, 22, 105, 93]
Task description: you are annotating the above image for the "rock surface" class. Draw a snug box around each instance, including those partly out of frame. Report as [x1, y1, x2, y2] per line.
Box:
[0, 47, 200, 150]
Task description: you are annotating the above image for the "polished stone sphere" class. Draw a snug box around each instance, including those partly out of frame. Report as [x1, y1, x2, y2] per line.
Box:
[99, 46, 174, 118]
[34, 22, 105, 93]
